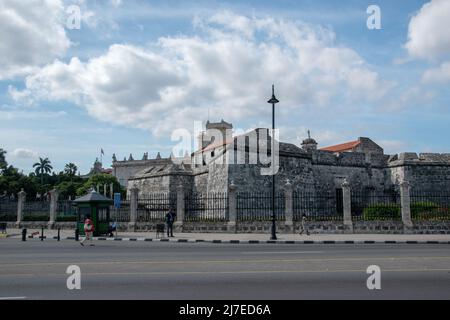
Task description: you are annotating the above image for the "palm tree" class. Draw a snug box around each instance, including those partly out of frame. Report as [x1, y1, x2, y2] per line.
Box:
[33, 157, 53, 185]
[64, 163, 78, 176]
[0, 148, 6, 171]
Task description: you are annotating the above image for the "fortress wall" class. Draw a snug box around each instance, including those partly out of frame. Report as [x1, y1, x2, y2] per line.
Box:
[206, 163, 229, 194]
[388, 163, 450, 192]
[127, 175, 172, 195]
[311, 164, 387, 194]
[113, 161, 151, 187]
[226, 156, 315, 193]
[194, 172, 209, 194]
[336, 152, 366, 166]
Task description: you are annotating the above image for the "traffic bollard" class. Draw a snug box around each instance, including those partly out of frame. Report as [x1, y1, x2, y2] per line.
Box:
[22, 228, 27, 242]
[41, 227, 44, 241]
[75, 228, 79, 242]
[57, 228, 60, 241]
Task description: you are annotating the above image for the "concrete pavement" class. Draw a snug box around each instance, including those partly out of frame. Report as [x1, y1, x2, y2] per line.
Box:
[3, 228, 450, 244]
[0, 239, 449, 299]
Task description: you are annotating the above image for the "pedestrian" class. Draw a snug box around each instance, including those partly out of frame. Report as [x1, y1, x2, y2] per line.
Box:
[299, 214, 310, 236]
[80, 214, 95, 246]
[165, 207, 176, 238]
[108, 221, 117, 237]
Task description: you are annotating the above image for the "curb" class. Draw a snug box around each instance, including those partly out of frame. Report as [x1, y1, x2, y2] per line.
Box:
[14, 236, 450, 244]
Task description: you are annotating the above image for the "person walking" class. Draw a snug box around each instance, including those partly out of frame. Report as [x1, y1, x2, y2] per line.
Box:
[299, 214, 310, 236]
[80, 214, 95, 246]
[165, 208, 176, 238]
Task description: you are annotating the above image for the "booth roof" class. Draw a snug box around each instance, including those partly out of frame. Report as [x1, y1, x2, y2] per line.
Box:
[74, 190, 113, 203]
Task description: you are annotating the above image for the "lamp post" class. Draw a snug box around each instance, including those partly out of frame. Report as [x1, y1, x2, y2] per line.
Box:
[267, 84, 279, 240]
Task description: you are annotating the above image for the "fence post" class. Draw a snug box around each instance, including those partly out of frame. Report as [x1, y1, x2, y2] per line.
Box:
[48, 189, 59, 229]
[284, 180, 294, 233]
[400, 181, 413, 230]
[15, 189, 26, 228]
[227, 182, 237, 233]
[342, 179, 353, 233]
[174, 184, 185, 232]
[128, 187, 138, 231]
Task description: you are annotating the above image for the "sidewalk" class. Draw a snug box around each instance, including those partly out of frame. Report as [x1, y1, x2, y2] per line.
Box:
[3, 228, 450, 244]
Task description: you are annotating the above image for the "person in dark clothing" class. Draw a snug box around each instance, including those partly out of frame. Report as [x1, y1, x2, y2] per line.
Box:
[165, 208, 176, 237]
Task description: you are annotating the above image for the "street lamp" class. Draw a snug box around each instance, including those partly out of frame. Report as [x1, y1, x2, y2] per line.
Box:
[267, 84, 279, 240]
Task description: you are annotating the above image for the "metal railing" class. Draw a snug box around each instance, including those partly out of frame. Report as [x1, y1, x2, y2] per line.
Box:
[293, 191, 342, 221]
[185, 192, 228, 222]
[0, 199, 18, 221]
[410, 190, 450, 221]
[23, 200, 50, 221]
[138, 193, 177, 222]
[351, 190, 401, 221]
[237, 192, 285, 221]
[110, 199, 131, 222]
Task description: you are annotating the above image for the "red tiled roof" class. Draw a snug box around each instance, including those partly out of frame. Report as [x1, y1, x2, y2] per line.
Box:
[320, 140, 361, 152]
[199, 139, 234, 153]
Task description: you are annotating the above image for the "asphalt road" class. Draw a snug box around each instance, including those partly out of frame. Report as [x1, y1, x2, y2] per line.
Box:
[0, 239, 449, 300]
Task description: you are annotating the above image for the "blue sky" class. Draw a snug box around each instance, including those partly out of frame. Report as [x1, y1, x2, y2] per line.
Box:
[1, 0, 449, 174]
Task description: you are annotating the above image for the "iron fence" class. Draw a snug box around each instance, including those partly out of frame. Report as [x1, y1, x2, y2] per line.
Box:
[237, 192, 285, 221]
[293, 191, 342, 221]
[410, 190, 450, 221]
[0, 199, 18, 221]
[185, 192, 228, 222]
[110, 199, 131, 222]
[23, 200, 50, 221]
[56, 200, 78, 221]
[138, 193, 177, 222]
[351, 190, 401, 221]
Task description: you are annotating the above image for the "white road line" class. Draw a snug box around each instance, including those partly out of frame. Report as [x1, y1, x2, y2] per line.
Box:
[242, 251, 325, 254]
[0, 297, 27, 300]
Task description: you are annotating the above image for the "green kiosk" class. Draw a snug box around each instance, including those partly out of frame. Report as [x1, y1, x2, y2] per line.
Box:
[74, 189, 113, 236]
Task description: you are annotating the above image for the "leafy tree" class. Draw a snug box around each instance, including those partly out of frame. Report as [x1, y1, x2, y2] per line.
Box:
[56, 181, 84, 199]
[33, 157, 53, 185]
[77, 173, 122, 196]
[0, 165, 39, 199]
[64, 163, 78, 177]
[0, 148, 7, 172]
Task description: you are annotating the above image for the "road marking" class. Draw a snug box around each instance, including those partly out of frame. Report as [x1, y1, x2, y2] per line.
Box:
[0, 297, 27, 300]
[242, 251, 325, 254]
[0, 269, 449, 278]
[1, 256, 450, 268]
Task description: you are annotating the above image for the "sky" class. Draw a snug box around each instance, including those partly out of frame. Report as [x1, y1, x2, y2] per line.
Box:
[1, 0, 450, 174]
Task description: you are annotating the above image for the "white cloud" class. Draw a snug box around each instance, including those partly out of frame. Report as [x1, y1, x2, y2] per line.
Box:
[11, 11, 390, 137]
[422, 61, 450, 84]
[0, 109, 66, 120]
[12, 148, 38, 159]
[405, 0, 450, 61]
[0, 0, 71, 80]
[110, 0, 122, 8]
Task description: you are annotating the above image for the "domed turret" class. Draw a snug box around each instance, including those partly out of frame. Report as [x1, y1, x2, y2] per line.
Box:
[301, 130, 318, 152]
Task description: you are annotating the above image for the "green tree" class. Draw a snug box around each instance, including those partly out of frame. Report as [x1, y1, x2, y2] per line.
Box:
[0, 148, 7, 172]
[33, 157, 53, 185]
[0, 165, 39, 199]
[64, 163, 78, 177]
[77, 173, 122, 196]
[56, 181, 83, 199]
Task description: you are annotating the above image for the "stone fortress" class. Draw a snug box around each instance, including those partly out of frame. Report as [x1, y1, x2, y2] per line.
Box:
[112, 119, 450, 197]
